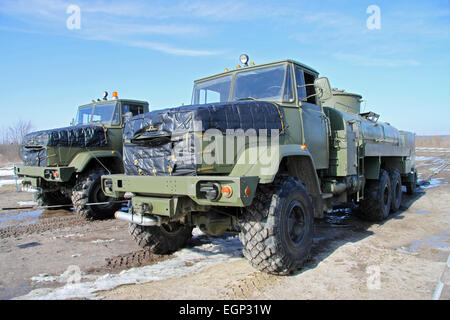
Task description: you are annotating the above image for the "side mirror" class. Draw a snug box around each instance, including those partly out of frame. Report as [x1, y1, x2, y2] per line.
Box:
[314, 77, 332, 101]
[123, 112, 133, 121]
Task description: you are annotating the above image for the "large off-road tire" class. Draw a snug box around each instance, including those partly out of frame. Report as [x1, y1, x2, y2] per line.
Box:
[239, 175, 314, 275]
[129, 222, 193, 254]
[34, 189, 71, 210]
[388, 168, 402, 213]
[359, 169, 392, 222]
[405, 169, 417, 195]
[71, 169, 122, 220]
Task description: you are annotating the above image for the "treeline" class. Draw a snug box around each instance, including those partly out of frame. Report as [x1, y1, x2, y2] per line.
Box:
[416, 135, 450, 148]
[0, 120, 34, 165]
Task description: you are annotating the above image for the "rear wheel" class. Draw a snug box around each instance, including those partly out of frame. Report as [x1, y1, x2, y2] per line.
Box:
[239, 175, 314, 275]
[35, 189, 71, 210]
[71, 169, 122, 220]
[388, 168, 402, 213]
[129, 222, 193, 254]
[405, 169, 417, 195]
[359, 169, 392, 222]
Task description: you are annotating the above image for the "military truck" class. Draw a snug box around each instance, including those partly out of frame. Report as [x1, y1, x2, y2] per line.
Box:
[101, 57, 416, 274]
[15, 93, 149, 220]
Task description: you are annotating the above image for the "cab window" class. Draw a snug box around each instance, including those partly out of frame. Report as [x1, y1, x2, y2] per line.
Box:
[123, 104, 145, 117]
[304, 72, 317, 105]
[295, 68, 317, 105]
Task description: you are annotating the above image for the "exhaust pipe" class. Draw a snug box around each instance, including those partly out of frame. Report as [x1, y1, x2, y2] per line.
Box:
[114, 211, 161, 226]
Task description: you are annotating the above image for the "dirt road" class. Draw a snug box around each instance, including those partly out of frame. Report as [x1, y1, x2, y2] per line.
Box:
[0, 148, 448, 300]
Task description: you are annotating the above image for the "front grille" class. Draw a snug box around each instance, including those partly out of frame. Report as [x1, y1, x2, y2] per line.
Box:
[22, 147, 47, 167]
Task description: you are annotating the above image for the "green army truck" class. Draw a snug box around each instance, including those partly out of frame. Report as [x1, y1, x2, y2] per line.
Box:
[15, 93, 149, 220]
[102, 56, 416, 274]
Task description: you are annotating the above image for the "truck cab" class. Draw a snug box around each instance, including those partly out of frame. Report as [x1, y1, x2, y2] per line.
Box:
[15, 95, 149, 219]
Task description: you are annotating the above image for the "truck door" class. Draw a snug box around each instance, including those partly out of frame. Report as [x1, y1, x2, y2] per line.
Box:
[295, 68, 329, 169]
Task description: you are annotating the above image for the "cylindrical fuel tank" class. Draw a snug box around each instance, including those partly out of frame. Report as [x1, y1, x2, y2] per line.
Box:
[324, 89, 362, 114]
[360, 120, 400, 145]
[323, 89, 401, 146]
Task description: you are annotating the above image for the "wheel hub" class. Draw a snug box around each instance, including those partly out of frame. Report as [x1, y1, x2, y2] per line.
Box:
[287, 201, 306, 247]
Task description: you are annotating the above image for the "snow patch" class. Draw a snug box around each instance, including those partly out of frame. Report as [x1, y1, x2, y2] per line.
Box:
[17, 201, 37, 206]
[19, 235, 243, 300]
[91, 239, 115, 244]
[0, 179, 22, 187]
[0, 167, 14, 177]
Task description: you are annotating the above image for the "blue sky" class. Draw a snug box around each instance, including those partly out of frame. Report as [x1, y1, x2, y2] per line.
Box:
[0, 0, 449, 135]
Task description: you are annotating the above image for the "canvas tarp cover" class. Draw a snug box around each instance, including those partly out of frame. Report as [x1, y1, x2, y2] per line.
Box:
[21, 125, 109, 166]
[123, 101, 284, 176]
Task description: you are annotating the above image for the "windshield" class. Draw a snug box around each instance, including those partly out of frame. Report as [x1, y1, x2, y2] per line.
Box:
[233, 65, 289, 101]
[192, 75, 232, 105]
[192, 64, 293, 105]
[76, 103, 119, 125]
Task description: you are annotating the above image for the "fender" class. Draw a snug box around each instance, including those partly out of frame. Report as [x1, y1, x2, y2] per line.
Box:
[69, 150, 122, 173]
[229, 144, 323, 218]
[229, 144, 316, 181]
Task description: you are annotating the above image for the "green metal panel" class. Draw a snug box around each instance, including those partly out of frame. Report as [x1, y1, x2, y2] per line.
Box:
[102, 174, 259, 208]
[14, 164, 75, 183]
[69, 150, 122, 172]
[132, 196, 181, 217]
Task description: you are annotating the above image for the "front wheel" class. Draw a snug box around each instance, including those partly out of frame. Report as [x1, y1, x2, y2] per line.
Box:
[34, 189, 71, 210]
[129, 222, 193, 254]
[71, 169, 122, 220]
[239, 175, 314, 275]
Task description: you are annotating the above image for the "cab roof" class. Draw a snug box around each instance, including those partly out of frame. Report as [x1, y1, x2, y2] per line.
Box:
[194, 59, 319, 83]
[79, 99, 148, 108]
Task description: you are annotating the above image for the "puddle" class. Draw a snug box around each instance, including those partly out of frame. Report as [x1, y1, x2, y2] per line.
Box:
[398, 231, 450, 255]
[17, 242, 41, 249]
[0, 208, 74, 229]
[420, 178, 448, 189]
[325, 207, 352, 225]
[413, 210, 430, 215]
[0, 210, 43, 228]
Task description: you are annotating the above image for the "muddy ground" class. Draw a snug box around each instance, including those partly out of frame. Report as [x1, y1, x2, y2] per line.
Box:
[0, 147, 448, 300]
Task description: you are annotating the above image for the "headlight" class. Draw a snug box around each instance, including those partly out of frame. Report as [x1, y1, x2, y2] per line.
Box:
[104, 179, 113, 192]
[198, 182, 220, 201]
[239, 54, 249, 66]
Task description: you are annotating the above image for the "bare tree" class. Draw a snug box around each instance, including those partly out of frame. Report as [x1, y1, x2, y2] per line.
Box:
[0, 120, 34, 164]
[0, 126, 7, 144]
[5, 120, 34, 145]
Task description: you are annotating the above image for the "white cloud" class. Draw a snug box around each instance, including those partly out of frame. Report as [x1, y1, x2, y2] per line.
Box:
[0, 0, 221, 56]
[332, 52, 421, 68]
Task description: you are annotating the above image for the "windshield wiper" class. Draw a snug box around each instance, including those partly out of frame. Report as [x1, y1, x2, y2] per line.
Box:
[236, 97, 257, 101]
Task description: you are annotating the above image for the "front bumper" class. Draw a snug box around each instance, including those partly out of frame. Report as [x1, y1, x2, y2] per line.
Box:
[101, 174, 259, 217]
[14, 165, 75, 187]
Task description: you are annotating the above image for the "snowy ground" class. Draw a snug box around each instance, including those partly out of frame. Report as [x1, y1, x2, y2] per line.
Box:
[0, 147, 449, 300]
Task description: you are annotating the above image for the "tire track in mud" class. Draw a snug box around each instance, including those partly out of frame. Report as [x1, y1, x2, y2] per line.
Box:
[88, 250, 174, 274]
[224, 271, 282, 299]
[0, 214, 95, 239]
